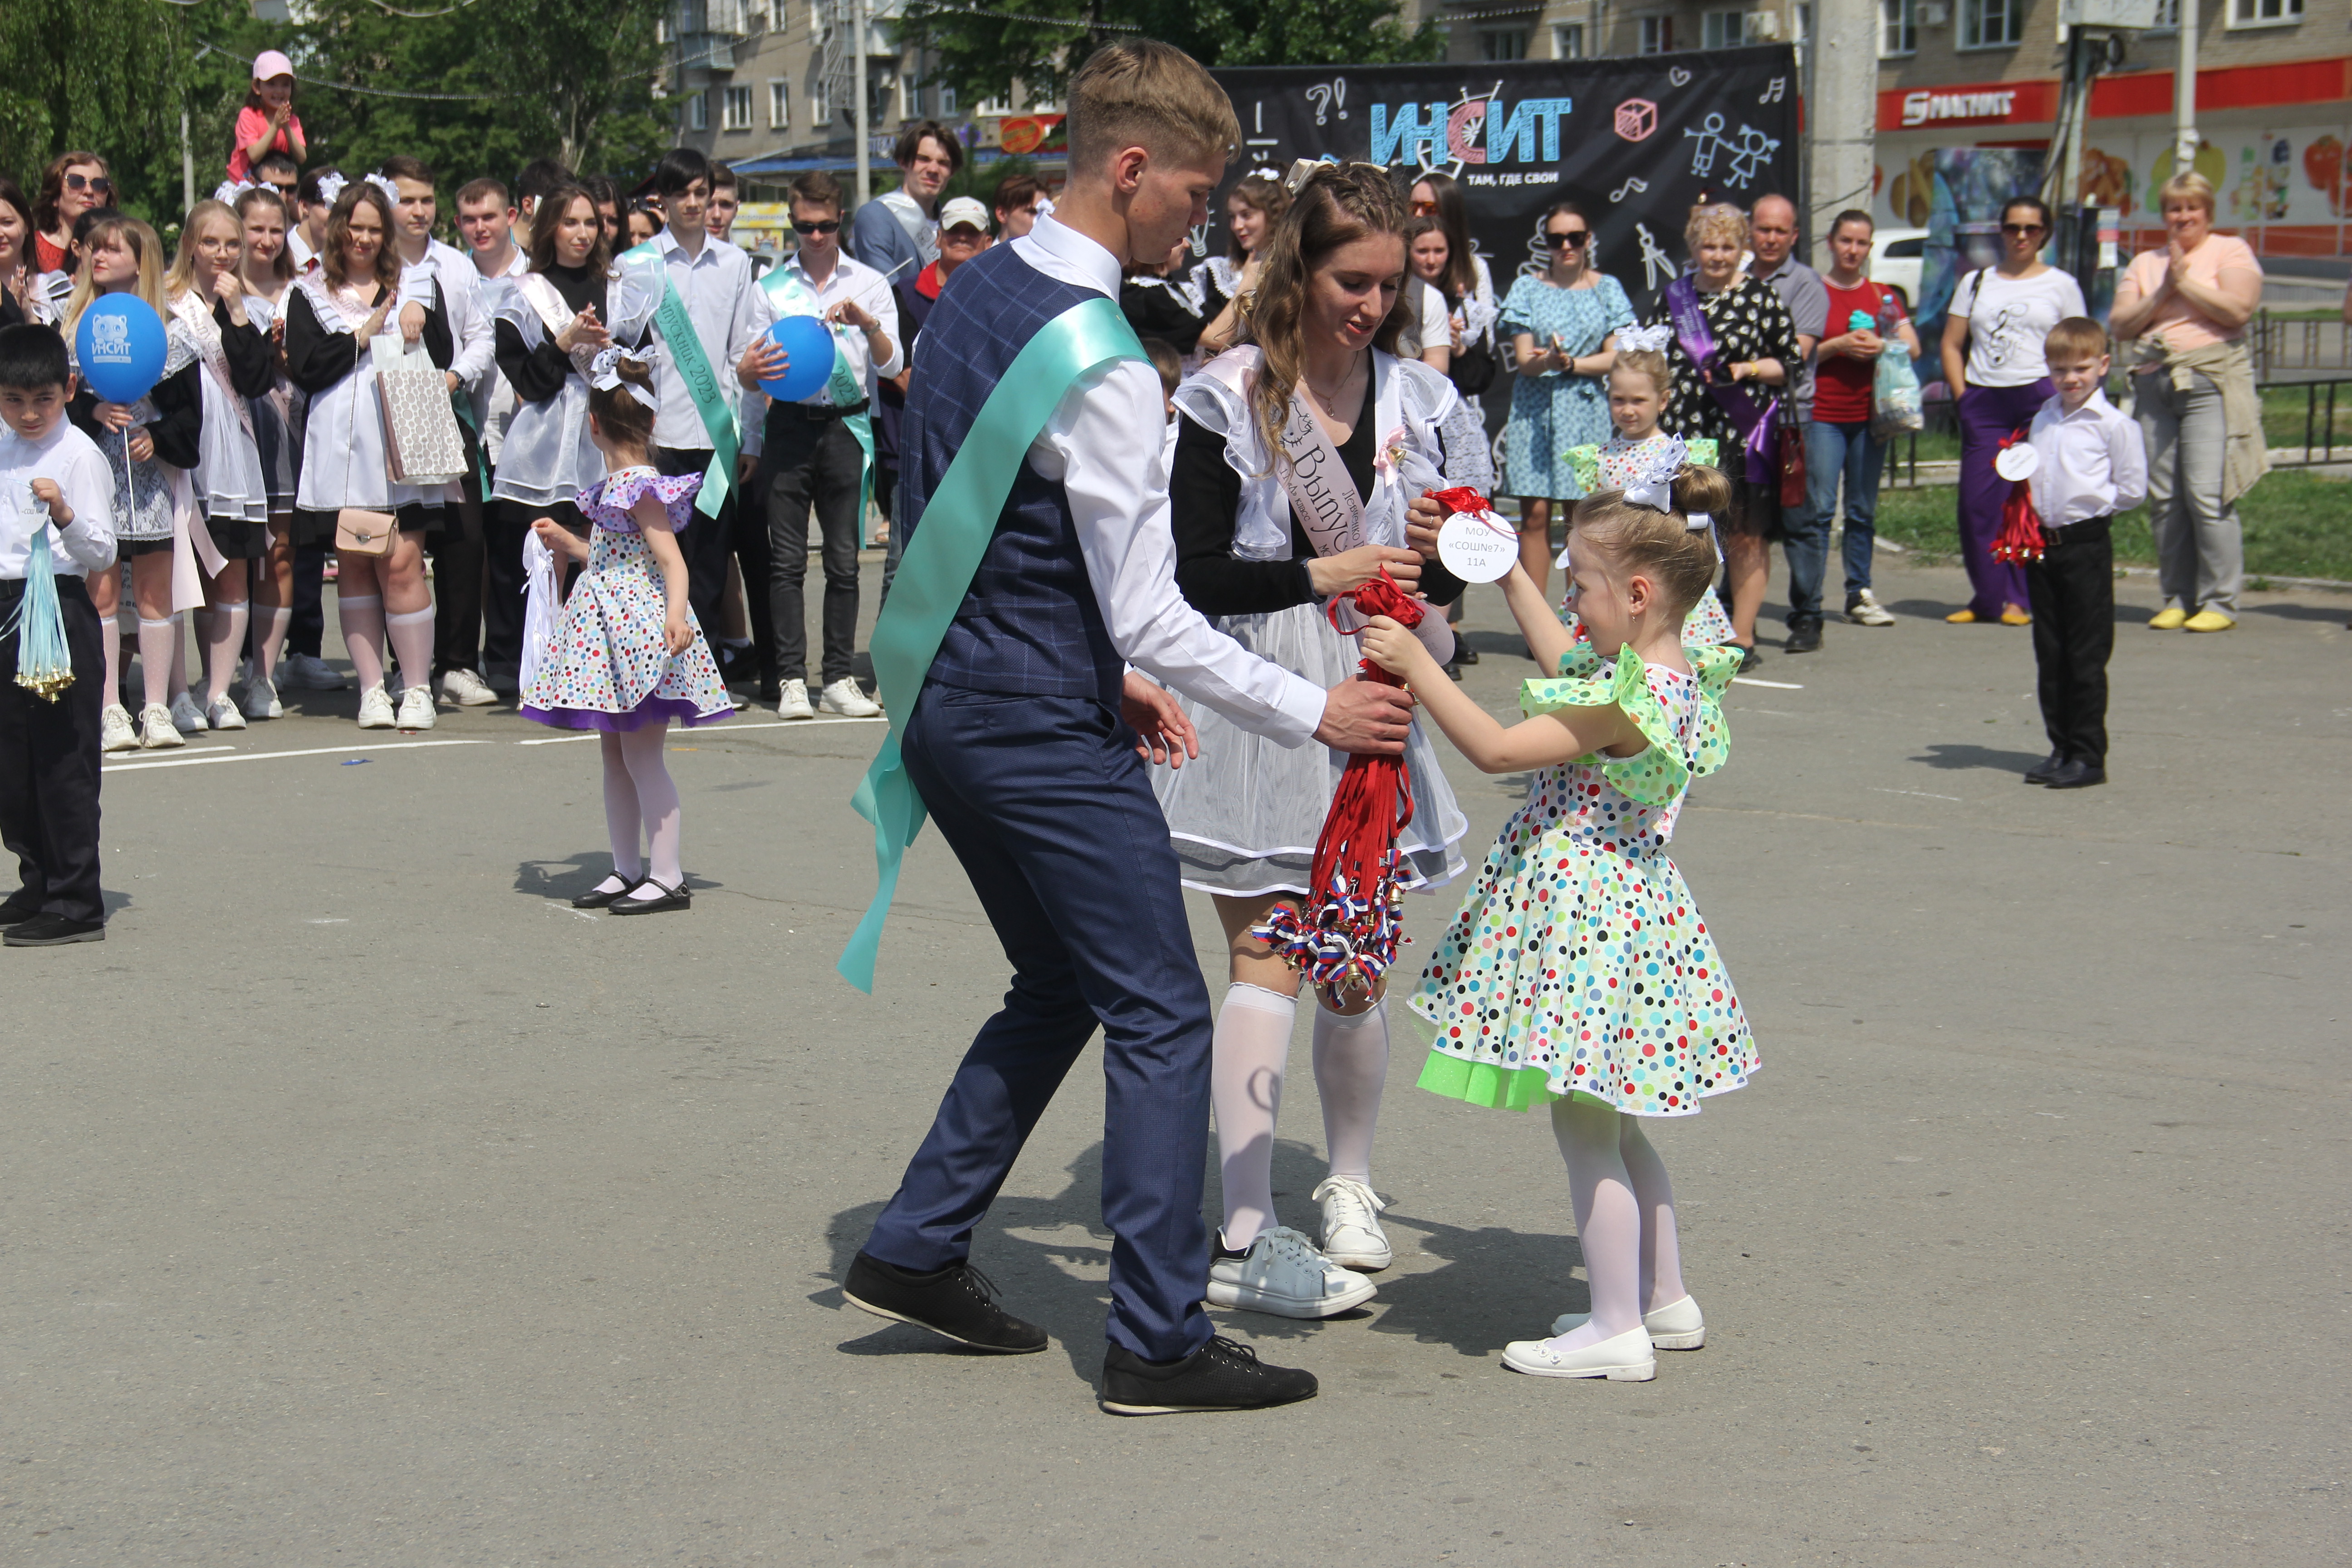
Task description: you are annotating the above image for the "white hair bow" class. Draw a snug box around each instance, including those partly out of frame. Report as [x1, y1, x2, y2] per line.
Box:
[363, 172, 402, 206]
[212, 177, 257, 205]
[588, 345, 658, 410]
[1622, 436, 1711, 533]
[1616, 323, 1672, 356]
[314, 172, 348, 206]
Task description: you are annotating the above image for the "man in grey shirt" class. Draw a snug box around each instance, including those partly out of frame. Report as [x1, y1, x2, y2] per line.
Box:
[1750, 194, 1832, 652]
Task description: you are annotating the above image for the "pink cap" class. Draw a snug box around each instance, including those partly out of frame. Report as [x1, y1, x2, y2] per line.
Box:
[254, 50, 294, 82]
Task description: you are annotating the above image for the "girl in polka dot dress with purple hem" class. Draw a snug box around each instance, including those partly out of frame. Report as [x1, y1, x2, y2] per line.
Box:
[520, 348, 731, 916]
[1359, 448, 1758, 1386]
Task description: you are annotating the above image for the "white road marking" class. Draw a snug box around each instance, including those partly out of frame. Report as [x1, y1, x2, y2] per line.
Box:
[99, 739, 489, 773]
[1731, 676, 1804, 690]
[104, 745, 235, 765]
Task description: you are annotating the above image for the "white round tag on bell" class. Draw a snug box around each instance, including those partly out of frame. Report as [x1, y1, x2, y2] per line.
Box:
[1994, 444, 2040, 483]
[1435, 508, 1517, 583]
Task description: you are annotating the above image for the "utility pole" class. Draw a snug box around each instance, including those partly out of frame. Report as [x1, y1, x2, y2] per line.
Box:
[853, 0, 872, 204]
[1804, 0, 1876, 266]
[181, 106, 195, 215]
[2173, 0, 2199, 167]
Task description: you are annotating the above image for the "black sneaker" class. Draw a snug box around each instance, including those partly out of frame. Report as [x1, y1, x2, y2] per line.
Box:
[842, 1252, 1048, 1353]
[1098, 1335, 1318, 1415]
[2022, 750, 2067, 785]
[4, 913, 104, 946]
[1784, 620, 1823, 654]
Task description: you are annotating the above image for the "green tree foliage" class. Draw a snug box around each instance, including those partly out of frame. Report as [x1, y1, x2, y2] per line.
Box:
[894, 0, 1441, 118]
[0, 0, 200, 224]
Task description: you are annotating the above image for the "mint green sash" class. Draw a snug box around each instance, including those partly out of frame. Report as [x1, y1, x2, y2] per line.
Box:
[759, 265, 876, 531]
[622, 240, 738, 519]
[837, 295, 1144, 992]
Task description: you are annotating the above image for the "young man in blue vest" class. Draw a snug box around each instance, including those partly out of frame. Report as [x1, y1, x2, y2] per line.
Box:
[839, 41, 1417, 1416]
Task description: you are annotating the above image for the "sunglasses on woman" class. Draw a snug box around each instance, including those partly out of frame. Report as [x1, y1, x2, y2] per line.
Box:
[792, 219, 841, 235]
[1410, 198, 1440, 216]
[2001, 223, 2045, 236]
[65, 174, 113, 195]
[1546, 229, 1589, 249]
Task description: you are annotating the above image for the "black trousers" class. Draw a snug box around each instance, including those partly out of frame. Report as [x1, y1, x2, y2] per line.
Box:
[654, 445, 743, 649]
[484, 500, 573, 690]
[288, 542, 328, 658]
[0, 576, 105, 925]
[761, 408, 866, 689]
[2024, 515, 2115, 767]
[430, 490, 486, 676]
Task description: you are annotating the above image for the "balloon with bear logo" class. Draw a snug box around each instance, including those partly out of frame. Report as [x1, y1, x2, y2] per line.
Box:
[73, 295, 169, 406]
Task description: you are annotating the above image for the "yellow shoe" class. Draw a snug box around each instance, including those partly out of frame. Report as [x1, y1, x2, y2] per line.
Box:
[1945, 608, 1978, 624]
[1999, 607, 2032, 627]
[2148, 606, 2189, 630]
[2182, 610, 2237, 633]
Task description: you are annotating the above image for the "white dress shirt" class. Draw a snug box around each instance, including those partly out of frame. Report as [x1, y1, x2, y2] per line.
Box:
[2027, 388, 2148, 527]
[760, 250, 905, 403]
[398, 238, 496, 397]
[470, 243, 529, 462]
[1008, 213, 1326, 748]
[1, 421, 118, 579]
[639, 225, 764, 452]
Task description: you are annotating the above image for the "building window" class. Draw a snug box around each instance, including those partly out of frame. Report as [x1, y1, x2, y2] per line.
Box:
[811, 84, 830, 128]
[687, 89, 709, 132]
[1553, 20, 1586, 55]
[721, 84, 753, 131]
[976, 93, 1013, 116]
[769, 79, 790, 128]
[904, 74, 923, 116]
[1960, 0, 2023, 46]
[2229, 0, 2300, 24]
[2143, 0, 2179, 28]
[1702, 8, 1746, 46]
[1880, 0, 1916, 53]
[1638, 14, 1673, 50]
[1479, 26, 1529, 58]
[938, 84, 958, 115]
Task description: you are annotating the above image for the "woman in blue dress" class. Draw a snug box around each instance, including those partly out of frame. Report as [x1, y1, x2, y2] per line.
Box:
[1499, 200, 1633, 598]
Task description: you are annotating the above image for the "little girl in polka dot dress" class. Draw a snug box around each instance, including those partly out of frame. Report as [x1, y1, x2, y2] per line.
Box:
[1359, 446, 1759, 1385]
[520, 348, 731, 916]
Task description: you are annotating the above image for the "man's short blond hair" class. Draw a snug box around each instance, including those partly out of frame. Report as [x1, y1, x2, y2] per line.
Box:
[1067, 41, 1239, 173]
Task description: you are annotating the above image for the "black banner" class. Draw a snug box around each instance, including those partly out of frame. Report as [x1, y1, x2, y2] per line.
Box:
[1205, 49, 1803, 320]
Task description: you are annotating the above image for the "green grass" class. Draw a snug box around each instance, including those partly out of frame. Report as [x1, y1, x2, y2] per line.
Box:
[1872, 468, 2352, 582]
[1877, 382, 2352, 466]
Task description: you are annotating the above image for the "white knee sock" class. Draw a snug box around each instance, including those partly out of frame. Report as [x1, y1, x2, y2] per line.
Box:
[135, 618, 176, 709]
[252, 606, 291, 682]
[599, 734, 643, 882]
[385, 605, 435, 695]
[1618, 1119, 1686, 1313]
[1550, 1095, 1646, 1344]
[203, 602, 248, 704]
[337, 595, 385, 692]
[617, 725, 681, 889]
[1312, 998, 1389, 1186]
[1211, 981, 1298, 1250]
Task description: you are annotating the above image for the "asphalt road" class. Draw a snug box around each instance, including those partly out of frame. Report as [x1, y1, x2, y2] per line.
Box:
[4, 556, 2345, 1566]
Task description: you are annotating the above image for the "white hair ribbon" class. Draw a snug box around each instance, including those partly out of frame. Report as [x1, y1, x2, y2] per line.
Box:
[1615, 323, 1672, 356]
[1622, 435, 1689, 516]
[588, 345, 658, 411]
[211, 177, 257, 205]
[363, 172, 402, 206]
[314, 172, 348, 206]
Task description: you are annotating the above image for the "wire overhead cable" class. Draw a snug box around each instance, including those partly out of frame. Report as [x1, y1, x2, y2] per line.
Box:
[901, 1, 1145, 30]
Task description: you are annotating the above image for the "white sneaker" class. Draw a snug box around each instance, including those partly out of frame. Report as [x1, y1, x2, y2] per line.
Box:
[1845, 588, 1896, 627]
[817, 677, 882, 718]
[1205, 1225, 1377, 1319]
[138, 702, 186, 749]
[440, 666, 496, 706]
[1313, 1175, 1393, 1271]
[100, 704, 140, 753]
[206, 693, 247, 731]
[1553, 1294, 1705, 1351]
[395, 686, 436, 730]
[1502, 1324, 1656, 1381]
[281, 652, 347, 691]
[170, 691, 206, 734]
[240, 672, 282, 720]
[356, 687, 397, 729]
[774, 679, 814, 720]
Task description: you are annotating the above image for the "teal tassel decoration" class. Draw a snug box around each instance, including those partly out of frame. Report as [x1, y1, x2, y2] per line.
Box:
[4, 522, 75, 701]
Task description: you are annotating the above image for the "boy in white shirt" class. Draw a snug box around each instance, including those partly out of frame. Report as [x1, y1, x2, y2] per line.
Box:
[0, 323, 118, 944]
[2023, 317, 2147, 790]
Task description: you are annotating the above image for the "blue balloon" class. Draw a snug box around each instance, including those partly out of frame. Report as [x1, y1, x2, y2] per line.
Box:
[74, 295, 169, 406]
[759, 314, 837, 402]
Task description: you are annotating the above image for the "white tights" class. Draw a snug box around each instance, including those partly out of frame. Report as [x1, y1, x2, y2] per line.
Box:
[1548, 1094, 1686, 1348]
[1210, 986, 1392, 1249]
[598, 724, 681, 892]
[338, 594, 385, 692]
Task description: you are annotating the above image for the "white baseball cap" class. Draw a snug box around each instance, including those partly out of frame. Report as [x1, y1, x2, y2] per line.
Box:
[939, 196, 990, 234]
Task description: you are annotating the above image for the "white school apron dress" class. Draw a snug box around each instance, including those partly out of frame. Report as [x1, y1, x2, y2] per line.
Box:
[486, 270, 659, 510]
[1156, 347, 1487, 898]
[68, 319, 201, 555]
[288, 274, 451, 536]
[172, 289, 271, 548]
[518, 467, 732, 732]
[239, 290, 303, 511]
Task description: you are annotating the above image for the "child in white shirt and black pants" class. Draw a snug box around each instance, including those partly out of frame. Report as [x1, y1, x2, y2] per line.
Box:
[2022, 318, 2147, 790]
[0, 323, 119, 944]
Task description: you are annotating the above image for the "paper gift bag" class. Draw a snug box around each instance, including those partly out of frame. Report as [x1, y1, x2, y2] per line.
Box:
[372, 338, 466, 485]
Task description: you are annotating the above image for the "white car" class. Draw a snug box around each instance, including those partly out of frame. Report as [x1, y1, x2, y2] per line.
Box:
[1870, 227, 1927, 309]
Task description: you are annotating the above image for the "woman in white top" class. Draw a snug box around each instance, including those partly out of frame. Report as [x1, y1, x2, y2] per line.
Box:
[1408, 171, 1499, 391]
[1938, 196, 2085, 625]
[283, 178, 453, 731]
[1395, 216, 1456, 373]
[1191, 171, 1288, 358]
[231, 186, 301, 717]
[1162, 164, 1488, 1319]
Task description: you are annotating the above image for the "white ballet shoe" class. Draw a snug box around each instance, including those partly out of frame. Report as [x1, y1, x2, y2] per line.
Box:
[1553, 1294, 1705, 1351]
[1502, 1324, 1656, 1381]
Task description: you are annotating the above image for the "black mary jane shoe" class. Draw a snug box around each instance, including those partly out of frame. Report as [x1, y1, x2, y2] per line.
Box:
[571, 877, 634, 910]
[608, 877, 692, 916]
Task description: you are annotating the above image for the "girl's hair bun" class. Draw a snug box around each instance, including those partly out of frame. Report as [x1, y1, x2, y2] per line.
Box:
[1671, 462, 1733, 520]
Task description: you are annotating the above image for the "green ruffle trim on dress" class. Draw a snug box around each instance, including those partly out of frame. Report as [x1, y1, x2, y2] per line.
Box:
[1562, 437, 1721, 495]
[1517, 642, 1741, 808]
[1416, 1048, 1563, 1111]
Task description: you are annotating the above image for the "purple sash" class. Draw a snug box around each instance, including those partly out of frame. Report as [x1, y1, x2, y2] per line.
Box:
[1665, 274, 1778, 485]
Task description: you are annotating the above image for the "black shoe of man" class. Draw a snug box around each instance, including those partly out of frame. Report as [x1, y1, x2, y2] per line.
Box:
[842, 1252, 1048, 1353]
[2022, 751, 2067, 785]
[1098, 1335, 1318, 1416]
[1784, 619, 1823, 654]
[1455, 643, 1479, 666]
[0, 899, 41, 926]
[2044, 759, 2106, 789]
[4, 913, 105, 946]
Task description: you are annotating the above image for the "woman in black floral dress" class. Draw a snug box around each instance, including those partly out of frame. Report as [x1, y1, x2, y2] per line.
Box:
[1649, 203, 1798, 663]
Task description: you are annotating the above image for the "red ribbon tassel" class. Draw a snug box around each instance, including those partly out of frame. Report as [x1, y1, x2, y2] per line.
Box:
[1990, 428, 2046, 565]
[1252, 568, 1427, 1001]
